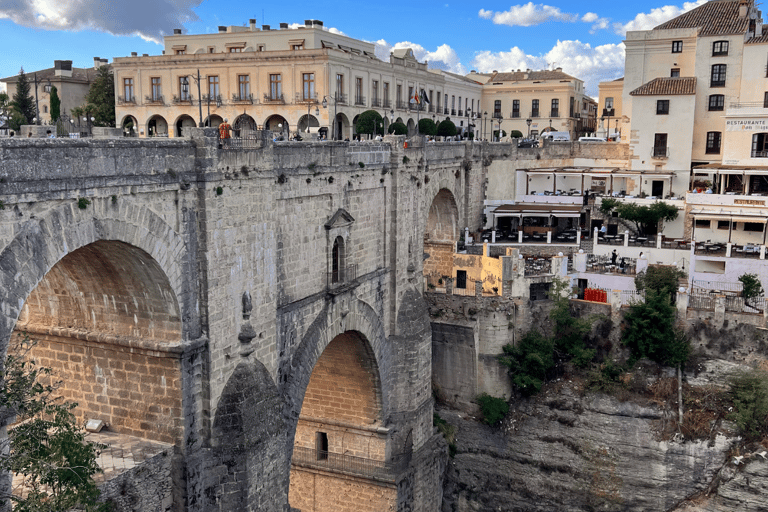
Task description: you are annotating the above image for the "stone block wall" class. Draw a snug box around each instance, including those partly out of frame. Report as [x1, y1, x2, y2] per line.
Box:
[289, 469, 396, 512]
[424, 241, 454, 278]
[18, 330, 184, 444]
[99, 448, 175, 512]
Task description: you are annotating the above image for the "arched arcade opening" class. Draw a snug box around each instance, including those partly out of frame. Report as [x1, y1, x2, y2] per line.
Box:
[423, 188, 460, 283]
[288, 331, 396, 512]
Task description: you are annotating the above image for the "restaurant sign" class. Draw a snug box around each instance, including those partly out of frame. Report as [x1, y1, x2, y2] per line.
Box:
[726, 118, 768, 132]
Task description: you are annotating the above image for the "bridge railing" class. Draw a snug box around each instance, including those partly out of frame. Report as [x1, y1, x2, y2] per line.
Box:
[291, 447, 408, 482]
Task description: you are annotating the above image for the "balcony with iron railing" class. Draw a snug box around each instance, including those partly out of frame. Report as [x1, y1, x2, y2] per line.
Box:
[354, 95, 366, 106]
[295, 92, 318, 104]
[443, 107, 449, 115]
[458, 109, 463, 116]
[144, 95, 165, 105]
[652, 146, 669, 158]
[261, 93, 282, 104]
[291, 447, 408, 482]
[118, 96, 136, 105]
[550, 109, 559, 118]
[335, 93, 348, 104]
[382, 99, 392, 109]
[751, 150, 768, 158]
[451, 109, 456, 116]
[202, 94, 224, 107]
[510, 111, 520, 118]
[371, 98, 381, 108]
[172, 94, 194, 105]
[530, 110, 540, 118]
[397, 100, 408, 110]
[427, 104, 434, 113]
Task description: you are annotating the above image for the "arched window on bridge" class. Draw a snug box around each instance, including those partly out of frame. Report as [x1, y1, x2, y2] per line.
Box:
[332, 236, 345, 284]
[325, 208, 355, 288]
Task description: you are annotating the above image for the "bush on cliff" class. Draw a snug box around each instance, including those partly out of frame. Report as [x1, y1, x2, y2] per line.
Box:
[476, 394, 509, 427]
[728, 369, 768, 442]
[500, 330, 554, 396]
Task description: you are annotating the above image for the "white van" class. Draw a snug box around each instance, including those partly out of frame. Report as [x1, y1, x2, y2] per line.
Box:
[578, 136, 607, 142]
[541, 131, 570, 142]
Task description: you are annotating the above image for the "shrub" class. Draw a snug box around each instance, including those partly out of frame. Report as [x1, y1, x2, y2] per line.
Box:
[727, 369, 768, 442]
[418, 118, 437, 136]
[477, 394, 509, 426]
[388, 122, 407, 135]
[549, 278, 596, 367]
[500, 331, 554, 396]
[510, 130, 523, 138]
[739, 273, 764, 300]
[77, 198, 91, 210]
[622, 289, 689, 367]
[354, 110, 383, 136]
[433, 413, 457, 456]
[437, 118, 457, 137]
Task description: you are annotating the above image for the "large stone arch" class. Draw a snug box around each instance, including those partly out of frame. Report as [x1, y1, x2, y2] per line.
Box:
[422, 187, 461, 283]
[0, 197, 189, 354]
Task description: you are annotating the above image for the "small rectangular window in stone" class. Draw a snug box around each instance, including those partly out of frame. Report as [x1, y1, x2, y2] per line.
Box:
[208, 75, 219, 98]
[672, 40, 683, 53]
[709, 94, 724, 111]
[151, 77, 162, 101]
[270, 74, 281, 100]
[493, 100, 501, 118]
[531, 99, 539, 117]
[653, 133, 668, 157]
[529, 282, 551, 301]
[670, 68, 680, 77]
[456, 270, 467, 289]
[764, 91, 768, 108]
[656, 100, 669, 115]
[123, 78, 134, 102]
[239, 74, 250, 100]
[752, 133, 768, 158]
[712, 40, 729, 56]
[178, 76, 190, 101]
[551, 98, 559, 117]
[355, 77, 363, 105]
[512, 99, 520, 117]
[336, 73, 344, 101]
[711, 64, 726, 87]
[316, 432, 328, 460]
[706, 131, 721, 154]
[303, 73, 315, 101]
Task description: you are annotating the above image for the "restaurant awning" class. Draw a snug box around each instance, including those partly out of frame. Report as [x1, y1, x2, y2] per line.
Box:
[492, 203, 582, 218]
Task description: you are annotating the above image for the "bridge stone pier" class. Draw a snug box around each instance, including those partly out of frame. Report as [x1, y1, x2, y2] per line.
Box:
[0, 131, 486, 511]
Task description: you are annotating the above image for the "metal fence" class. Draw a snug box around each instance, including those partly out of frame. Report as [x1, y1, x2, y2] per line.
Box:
[619, 290, 644, 306]
[725, 296, 765, 314]
[691, 280, 743, 294]
[688, 294, 716, 311]
[291, 447, 407, 482]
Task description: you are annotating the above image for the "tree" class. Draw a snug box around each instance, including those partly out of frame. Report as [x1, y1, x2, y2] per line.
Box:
[49, 85, 61, 123]
[622, 289, 689, 367]
[739, 273, 764, 312]
[510, 130, 523, 138]
[493, 129, 507, 140]
[599, 198, 679, 235]
[388, 121, 407, 135]
[11, 68, 35, 125]
[437, 118, 457, 137]
[84, 66, 115, 127]
[354, 110, 383, 137]
[418, 118, 437, 136]
[727, 369, 768, 442]
[499, 331, 554, 396]
[548, 278, 595, 367]
[8, 110, 27, 132]
[0, 334, 109, 512]
[635, 264, 686, 303]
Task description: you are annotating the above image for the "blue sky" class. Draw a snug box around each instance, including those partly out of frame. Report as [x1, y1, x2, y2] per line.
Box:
[0, 1, 708, 96]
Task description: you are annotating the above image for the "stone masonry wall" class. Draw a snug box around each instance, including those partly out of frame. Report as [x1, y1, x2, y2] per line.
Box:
[289, 469, 397, 512]
[99, 448, 176, 512]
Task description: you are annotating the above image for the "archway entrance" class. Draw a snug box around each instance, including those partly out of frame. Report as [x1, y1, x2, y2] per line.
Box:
[288, 331, 396, 512]
[147, 115, 168, 137]
[233, 114, 257, 137]
[121, 115, 137, 137]
[423, 188, 460, 284]
[265, 114, 288, 138]
[13, 240, 183, 444]
[175, 114, 196, 137]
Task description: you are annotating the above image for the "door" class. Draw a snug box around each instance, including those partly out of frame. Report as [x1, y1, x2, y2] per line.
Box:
[652, 180, 664, 197]
[456, 270, 467, 289]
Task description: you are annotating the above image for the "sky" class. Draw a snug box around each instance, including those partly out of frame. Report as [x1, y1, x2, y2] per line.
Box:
[0, 0, 710, 97]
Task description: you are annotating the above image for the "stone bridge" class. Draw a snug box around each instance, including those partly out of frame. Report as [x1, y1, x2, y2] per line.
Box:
[0, 131, 487, 511]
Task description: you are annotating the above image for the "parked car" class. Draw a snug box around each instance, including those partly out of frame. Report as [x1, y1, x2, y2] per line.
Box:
[517, 139, 539, 148]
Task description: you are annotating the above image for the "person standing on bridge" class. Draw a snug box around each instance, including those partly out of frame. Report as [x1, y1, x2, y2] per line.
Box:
[218, 118, 232, 148]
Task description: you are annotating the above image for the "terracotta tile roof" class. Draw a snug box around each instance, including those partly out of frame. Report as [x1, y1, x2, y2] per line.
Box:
[746, 33, 768, 44]
[653, 0, 750, 37]
[488, 69, 578, 82]
[629, 77, 697, 96]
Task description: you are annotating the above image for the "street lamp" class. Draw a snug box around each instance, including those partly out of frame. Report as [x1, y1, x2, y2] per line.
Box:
[466, 109, 472, 139]
[306, 104, 320, 134]
[483, 111, 488, 141]
[180, 70, 204, 127]
[526, 118, 532, 139]
[322, 95, 339, 140]
[496, 116, 503, 142]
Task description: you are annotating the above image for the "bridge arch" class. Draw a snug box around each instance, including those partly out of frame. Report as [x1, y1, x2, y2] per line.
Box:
[423, 187, 461, 283]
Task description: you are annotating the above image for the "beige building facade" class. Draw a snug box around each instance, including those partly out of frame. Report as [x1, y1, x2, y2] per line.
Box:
[468, 68, 597, 141]
[597, 77, 628, 140]
[112, 20, 482, 139]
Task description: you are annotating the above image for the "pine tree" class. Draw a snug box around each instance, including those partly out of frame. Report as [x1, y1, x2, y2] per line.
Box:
[11, 67, 35, 124]
[49, 85, 61, 123]
[85, 66, 115, 127]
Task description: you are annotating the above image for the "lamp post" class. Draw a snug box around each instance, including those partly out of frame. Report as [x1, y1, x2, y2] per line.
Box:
[495, 115, 504, 142]
[526, 118, 532, 139]
[180, 70, 204, 127]
[466, 109, 472, 139]
[306, 104, 320, 134]
[322, 95, 339, 140]
[549, 118, 553, 131]
[483, 111, 488, 141]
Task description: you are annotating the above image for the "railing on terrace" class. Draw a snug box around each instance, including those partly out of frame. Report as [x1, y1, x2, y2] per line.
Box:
[524, 257, 551, 276]
[452, 286, 475, 297]
[727, 296, 766, 313]
[586, 254, 638, 275]
[291, 447, 407, 482]
[750, 150, 768, 158]
[219, 134, 263, 149]
[619, 290, 644, 306]
[693, 242, 727, 257]
[688, 294, 715, 311]
[729, 101, 768, 108]
[327, 265, 357, 289]
[691, 280, 743, 294]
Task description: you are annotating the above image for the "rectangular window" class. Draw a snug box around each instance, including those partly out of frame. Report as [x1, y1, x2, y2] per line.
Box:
[291, 43, 303, 50]
[671, 68, 680, 77]
[656, 100, 670, 115]
[355, 77, 363, 105]
[372, 80, 378, 102]
[751, 133, 768, 157]
[605, 97, 614, 110]
[512, 99, 520, 117]
[396, 84, 402, 107]
[672, 40, 683, 53]
[336, 74, 344, 101]
[316, 432, 328, 460]
[712, 40, 729, 56]
[551, 98, 559, 117]
[229, 47, 242, 53]
[178, 76, 190, 101]
[383, 82, 389, 101]
[709, 94, 724, 111]
[208, 76, 219, 98]
[123, 78, 134, 101]
[151, 77, 162, 101]
[531, 99, 539, 117]
[569, 97, 575, 117]
[744, 222, 764, 232]
[238, 75, 250, 99]
[706, 131, 722, 154]
[175, 49, 185, 55]
[494, 99, 501, 118]
[268, 74, 281, 100]
[436, 91, 440, 109]
[695, 219, 711, 228]
[303, 73, 315, 100]
[653, 133, 668, 157]
[764, 91, 768, 108]
[717, 220, 731, 230]
[711, 64, 727, 87]
[451, 95, 455, 108]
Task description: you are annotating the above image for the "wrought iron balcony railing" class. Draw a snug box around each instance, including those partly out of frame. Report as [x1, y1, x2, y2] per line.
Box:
[291, 446, 408, 482]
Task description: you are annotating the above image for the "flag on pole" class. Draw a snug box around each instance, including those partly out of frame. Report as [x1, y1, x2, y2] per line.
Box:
[421, 89, 430, 104]
[411, 89, 420, 104]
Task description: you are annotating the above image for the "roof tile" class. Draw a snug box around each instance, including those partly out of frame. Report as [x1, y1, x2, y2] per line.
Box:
[629, 77, 697, 96]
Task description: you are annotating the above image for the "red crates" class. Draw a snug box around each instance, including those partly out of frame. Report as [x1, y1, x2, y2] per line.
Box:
[584, 288, 607, 303]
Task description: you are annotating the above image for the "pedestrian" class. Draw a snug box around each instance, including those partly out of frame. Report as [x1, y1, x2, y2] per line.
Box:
[611, 249, 618, 265]
[620, 257, 626, 273]
[599, 224, 607, 237]
[218, 118, 231, 148]
[47, 130, 55, 139]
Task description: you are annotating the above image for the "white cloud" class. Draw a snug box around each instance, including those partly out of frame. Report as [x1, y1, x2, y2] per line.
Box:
[581, 12, 599, 23]
[471, 40, 625, 97]
[373, 39, 466, 74]
[478, 3, 578, 27]
[616, 0, 707, 35]
[0, 0, 202, 43]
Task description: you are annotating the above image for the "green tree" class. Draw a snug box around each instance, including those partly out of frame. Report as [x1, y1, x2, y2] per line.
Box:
[8, 109, 27, 132]
[727, 369, 768, 442]
[635, 265, 686, 303]
[622, 289, 689, 367]
[354, 110, 383, 137]
[510, 130, 523, 138]
[599, 199, 679, 235]
[49, 85, 61, 123]
[549, 278, 595, 367]
[437, 118, 457, 137]
[493, 129, 507, 140]
[0, 334, 109, 512]
[11, 68, 35, 125]
[499, 331, 554, 396]
[388, 121, 407, 135]
[738, 273, 764, 312]
[84, 66, 115, 127]
[418, 118, 437, 136]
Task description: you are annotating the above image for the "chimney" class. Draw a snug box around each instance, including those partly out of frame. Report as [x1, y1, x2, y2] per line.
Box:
[280, 22, 288, 29]
[305, 19, 313, 27]
[218, 25, 226, 32]
[739, 0, 749, 18]
[173, 28, 182, 35]
[262, 24, 270, 30]
[313, 20, 323, 27]
[250, 19, 256, 30]
[54, 60, 73, 78]
[556, 67, 562, 72]
[93, 57, 101, 69]
[131, 52, 138, 57]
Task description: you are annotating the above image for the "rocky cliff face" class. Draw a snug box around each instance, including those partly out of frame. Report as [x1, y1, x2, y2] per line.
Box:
[439, 367, 768, 512]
